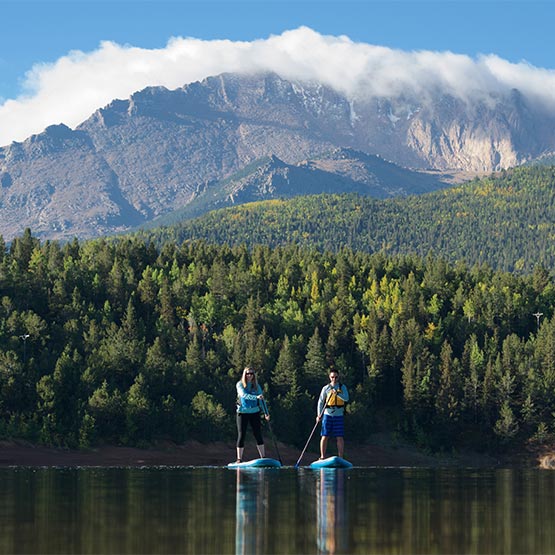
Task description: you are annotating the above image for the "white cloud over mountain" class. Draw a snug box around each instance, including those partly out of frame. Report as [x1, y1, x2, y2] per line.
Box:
[1, 26, 555, 147]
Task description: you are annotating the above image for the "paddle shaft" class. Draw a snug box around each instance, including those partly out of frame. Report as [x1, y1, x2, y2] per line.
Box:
[260, 399, 282, 464]
[295, 399, 328, 468]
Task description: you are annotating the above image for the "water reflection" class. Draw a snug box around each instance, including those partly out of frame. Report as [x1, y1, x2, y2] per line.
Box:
[1, 467, 555, 554]
[0, 468, 236, 554]
[316, 469, 349, 555]
[235, 469, 269, 555]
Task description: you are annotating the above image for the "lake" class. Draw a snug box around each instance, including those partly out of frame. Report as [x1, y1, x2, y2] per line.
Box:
[0, 466, 554, 554]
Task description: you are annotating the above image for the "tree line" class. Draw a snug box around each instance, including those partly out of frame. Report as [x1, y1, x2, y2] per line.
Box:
[1, 229, 555, 453]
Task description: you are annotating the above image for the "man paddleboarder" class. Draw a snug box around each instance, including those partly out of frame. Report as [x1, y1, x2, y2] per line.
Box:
[316, 369, 349, 459]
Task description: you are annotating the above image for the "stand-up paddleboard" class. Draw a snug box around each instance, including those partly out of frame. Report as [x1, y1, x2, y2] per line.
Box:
[309, 456, 353, 469]
[227, 458, 282, 469]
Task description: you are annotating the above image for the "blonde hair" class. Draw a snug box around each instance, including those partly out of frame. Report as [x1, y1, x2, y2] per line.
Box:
[241, 366, 258, 388]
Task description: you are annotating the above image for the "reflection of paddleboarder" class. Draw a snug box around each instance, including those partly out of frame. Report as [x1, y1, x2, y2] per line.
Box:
[236, 367, 270, 463]
[317, 469, 348, 555]
[235, 469, 269, 555]
[316, 370, 349, 459]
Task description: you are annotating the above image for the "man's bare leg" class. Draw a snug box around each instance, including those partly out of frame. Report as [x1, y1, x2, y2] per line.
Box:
[337, 437, 344, 458]
[320, 436, 329, 459]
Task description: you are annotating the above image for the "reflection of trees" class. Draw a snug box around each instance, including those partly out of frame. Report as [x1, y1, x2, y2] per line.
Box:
[0, 468, 239, 554]
[7, 467, 555, 554]
[235, 468, 269, 555]
[317, 469, 349, 555]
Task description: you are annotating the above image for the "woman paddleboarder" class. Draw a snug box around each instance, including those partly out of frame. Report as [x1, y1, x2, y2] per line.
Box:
[235, 367, 269, 463]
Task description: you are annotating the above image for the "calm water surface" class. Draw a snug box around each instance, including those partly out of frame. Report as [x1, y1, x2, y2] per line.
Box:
[1, 466, 554, 554]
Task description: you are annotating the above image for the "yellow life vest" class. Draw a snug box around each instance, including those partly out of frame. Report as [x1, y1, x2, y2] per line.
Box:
[326, 387, 345, 407]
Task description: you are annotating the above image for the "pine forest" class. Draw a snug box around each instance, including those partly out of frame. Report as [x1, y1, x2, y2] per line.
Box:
[146, 165, 555, 274]
[1, 222, 555, 454]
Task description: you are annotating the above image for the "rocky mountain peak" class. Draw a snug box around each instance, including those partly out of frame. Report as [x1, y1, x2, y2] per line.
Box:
[1, 71, 554, 241]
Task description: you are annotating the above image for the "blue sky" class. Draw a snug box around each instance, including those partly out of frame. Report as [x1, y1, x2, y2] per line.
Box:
[1, 0, 554, 146]
[2, 0, 554, 99]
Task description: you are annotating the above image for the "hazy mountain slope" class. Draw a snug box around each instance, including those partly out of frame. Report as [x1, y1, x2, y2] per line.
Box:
[140, 165, 555, 273]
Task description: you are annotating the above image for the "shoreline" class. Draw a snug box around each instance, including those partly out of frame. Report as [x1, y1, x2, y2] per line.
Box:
[0, 438, 541, 468]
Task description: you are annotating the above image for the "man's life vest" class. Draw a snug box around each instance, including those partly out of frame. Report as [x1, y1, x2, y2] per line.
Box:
[326, 386, 346, 407]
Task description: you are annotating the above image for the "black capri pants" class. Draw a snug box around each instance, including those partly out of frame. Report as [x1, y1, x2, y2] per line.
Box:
[236, 412, 264, 447]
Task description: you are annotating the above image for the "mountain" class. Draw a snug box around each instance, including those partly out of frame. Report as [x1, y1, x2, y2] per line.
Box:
[138, 165, 555, 274]
[1, 72, 554, 241]
[144, 148, 453, 228]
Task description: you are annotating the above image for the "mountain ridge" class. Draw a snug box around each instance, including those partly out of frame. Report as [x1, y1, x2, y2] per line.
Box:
[1, 72, 554, 241]
[145, 147, 453, 228]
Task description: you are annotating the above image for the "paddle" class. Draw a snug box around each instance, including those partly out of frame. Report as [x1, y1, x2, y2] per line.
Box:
[260, 398, 282, 464]
[294, 397, 328, 468]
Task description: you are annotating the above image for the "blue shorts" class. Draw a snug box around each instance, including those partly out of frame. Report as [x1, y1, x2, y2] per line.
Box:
[321, 414, 344, 437]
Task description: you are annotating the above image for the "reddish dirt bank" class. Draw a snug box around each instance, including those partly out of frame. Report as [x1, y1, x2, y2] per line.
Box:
[0, 438, 533, 468]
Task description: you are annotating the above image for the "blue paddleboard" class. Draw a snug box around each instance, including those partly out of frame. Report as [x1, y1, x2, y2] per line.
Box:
[227, 458, 282, 469]
[309, 456, 353, 469]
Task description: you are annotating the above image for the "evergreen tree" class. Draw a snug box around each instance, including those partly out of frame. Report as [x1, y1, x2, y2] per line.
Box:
[10, 228, 39, 271]
[126, 373, 152, 443]
[271, 335, 302, 393]
[494, 400, 519, 444]
[435, 342, 460, 427]
[87, 381, 125, 443]
[401, 342, 416, 409]
[303, 327, 327, 395]
[184, 335, 205, 393]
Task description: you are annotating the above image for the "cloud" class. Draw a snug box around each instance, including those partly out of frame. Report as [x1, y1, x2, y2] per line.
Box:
[1, 26, 555, 147]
